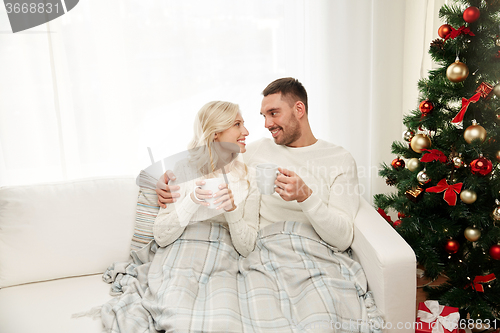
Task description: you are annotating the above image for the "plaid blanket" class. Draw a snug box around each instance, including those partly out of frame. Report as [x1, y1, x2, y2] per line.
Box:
[101, 222, 383, 332]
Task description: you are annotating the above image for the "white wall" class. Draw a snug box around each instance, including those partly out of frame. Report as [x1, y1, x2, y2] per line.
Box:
[0, 0, 446, 203]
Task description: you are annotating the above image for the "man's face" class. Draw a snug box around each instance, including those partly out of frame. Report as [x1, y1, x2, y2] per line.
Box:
[260, 93, 301, 146]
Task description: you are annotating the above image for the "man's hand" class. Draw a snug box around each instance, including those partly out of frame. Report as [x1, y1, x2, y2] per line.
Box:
[155, 170, 180, 208]
[275, 168, 312, 202]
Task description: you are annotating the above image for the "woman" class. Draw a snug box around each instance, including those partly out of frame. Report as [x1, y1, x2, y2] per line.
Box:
[152, 100, 259, 257]
[101, 101, 259, 332]
[135, 101, 260, 331]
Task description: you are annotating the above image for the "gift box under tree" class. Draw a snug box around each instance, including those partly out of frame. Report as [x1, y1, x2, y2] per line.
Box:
[417, 301, 460, 333]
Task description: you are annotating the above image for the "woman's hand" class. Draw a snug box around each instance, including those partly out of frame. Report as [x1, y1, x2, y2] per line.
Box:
[190, 180, 211, 207]
[214, 183, 236, 211]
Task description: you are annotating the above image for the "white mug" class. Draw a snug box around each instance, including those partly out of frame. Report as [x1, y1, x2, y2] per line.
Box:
[256, 163, 279, 195]
[196, 177, 225, 209]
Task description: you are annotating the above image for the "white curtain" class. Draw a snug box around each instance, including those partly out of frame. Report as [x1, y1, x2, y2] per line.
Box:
[0, 0, 445, 203]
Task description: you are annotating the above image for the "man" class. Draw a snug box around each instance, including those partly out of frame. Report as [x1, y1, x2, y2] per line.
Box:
[157, 77, 359, 252]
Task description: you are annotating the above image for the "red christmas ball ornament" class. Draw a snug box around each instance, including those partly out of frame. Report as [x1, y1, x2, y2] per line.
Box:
[445, 239, 460, 254]
[489, 245, 500, 260]
[391, 158, 405, 170]
[398, 212, 406, 219]
[393, 220, 402, 228]
[470, 156, 493, 176]
[463, 6, 480, 23]
[438, 24, 453, 38]
[419, 100, 434, 115]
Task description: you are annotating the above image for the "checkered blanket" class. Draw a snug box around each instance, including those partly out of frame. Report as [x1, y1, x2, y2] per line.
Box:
[101, 222, 383, 332]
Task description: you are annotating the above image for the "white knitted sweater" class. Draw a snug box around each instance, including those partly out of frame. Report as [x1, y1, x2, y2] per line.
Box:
[153, 155, 259, 257]
[243, 138, 359, 252]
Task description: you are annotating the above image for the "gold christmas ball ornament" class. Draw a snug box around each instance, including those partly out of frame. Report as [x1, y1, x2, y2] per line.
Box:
[464, 121, 487, 144]
[496, 150, 500, 162]
[446, 59, 469, 83]
[460, 189, 477, 204]
[494, 84, 500, 98]
[496, 38, 500, 47]
[410, 134, 432, 153]
[407, 158, 421, 172]
[464, 227, 481, 242]
[417, 170, 431, 184]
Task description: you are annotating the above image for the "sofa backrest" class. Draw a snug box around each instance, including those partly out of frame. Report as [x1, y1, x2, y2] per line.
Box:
[0, 176, 138, 288]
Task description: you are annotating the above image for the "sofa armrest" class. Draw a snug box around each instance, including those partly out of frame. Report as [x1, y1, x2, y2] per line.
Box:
[351, 197, 416, 333]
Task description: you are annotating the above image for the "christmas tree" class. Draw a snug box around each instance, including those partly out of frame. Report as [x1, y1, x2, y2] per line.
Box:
[374, 0, 500, 321]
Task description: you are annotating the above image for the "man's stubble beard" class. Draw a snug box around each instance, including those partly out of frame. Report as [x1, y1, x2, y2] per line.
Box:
[274, 115, 301, 146]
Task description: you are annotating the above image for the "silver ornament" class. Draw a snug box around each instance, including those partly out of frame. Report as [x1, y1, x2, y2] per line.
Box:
[493, 206, 500, 221]
[453, 156, 464, 168]
[402, 130, 414, 142]
[417, 170, 430, 184]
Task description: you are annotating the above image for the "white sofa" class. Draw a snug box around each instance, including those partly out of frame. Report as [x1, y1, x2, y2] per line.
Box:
[0, 176, 416, 333]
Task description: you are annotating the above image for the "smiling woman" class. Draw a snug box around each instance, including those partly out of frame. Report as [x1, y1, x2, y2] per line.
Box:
[0, 0, 444, 202]
[214, 113, 249, 154]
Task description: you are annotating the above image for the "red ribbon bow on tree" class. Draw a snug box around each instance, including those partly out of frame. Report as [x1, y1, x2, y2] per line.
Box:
[465, 273, 496, 292]
[445, 26, 475, 40]
[420, 149, 447, 163]
[451, 92, 481, 124]
[426, 179, 463, 206]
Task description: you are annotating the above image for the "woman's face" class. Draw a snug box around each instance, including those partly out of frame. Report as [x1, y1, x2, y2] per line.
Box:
[214, 113, 249, 153]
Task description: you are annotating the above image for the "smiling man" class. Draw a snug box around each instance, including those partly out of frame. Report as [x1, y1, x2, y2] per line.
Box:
[238, 77, 359, 251]
[261, 80, 309, 147]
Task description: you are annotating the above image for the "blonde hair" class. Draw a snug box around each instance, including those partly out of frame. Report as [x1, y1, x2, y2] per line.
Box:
[188, 101, 248, 183]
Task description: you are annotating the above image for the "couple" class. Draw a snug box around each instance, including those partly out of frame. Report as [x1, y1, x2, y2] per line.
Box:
[156, 77, 357, 254]
[101, 78, 383, 332]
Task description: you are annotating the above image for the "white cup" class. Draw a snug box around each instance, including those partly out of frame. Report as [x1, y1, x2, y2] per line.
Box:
[256, 163, 279, 195]
[196, 177, 225, 209]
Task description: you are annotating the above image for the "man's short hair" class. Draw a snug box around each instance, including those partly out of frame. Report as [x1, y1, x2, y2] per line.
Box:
[262, 77, 308, 114]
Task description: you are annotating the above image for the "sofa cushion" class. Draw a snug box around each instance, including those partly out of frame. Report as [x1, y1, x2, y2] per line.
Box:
[0, 176, 138, 288]
[0, 274, 111, 333]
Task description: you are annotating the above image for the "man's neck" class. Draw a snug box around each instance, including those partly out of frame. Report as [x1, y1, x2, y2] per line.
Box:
[285, 132, 318, 148]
